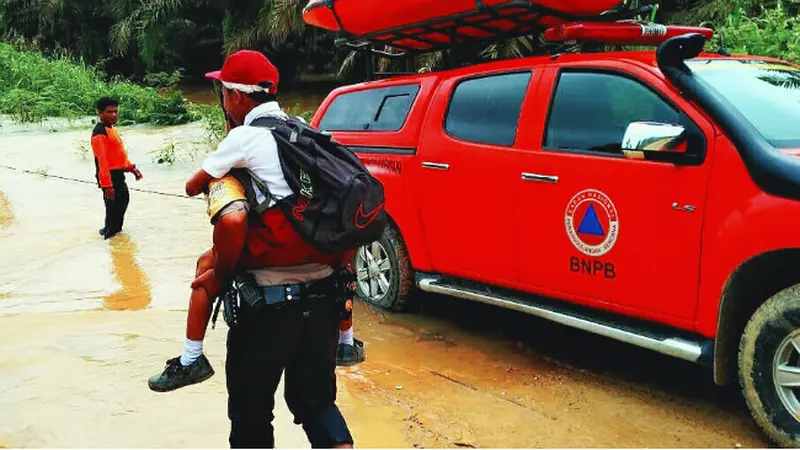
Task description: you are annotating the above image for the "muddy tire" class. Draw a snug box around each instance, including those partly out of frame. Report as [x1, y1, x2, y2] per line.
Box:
[739, 284, 800, 447]
[352, 225, 414, 312]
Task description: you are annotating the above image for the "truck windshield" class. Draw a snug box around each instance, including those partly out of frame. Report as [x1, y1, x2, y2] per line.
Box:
[687, 59, 800, 148]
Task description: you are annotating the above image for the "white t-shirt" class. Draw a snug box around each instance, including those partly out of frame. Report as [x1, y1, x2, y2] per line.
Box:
[202, 102, 332, 283]
[202, 101, 294, 207]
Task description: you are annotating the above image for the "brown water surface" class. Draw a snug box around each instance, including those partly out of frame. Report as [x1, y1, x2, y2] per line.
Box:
[0, 120, 771, 448]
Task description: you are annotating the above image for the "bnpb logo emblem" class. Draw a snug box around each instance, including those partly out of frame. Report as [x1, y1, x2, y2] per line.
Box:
[565, 189, 619, 257]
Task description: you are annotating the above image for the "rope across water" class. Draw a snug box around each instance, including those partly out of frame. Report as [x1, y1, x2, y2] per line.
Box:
[0, 164, 203, 201]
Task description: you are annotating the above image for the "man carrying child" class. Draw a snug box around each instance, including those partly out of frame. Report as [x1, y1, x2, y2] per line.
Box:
[148, 49, 369, 448]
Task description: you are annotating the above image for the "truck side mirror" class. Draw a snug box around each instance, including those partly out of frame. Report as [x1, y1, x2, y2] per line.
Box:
[622, 121, 689, 163]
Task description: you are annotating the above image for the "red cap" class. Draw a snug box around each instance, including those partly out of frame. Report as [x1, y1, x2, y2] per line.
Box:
[205, 50, 279, 95]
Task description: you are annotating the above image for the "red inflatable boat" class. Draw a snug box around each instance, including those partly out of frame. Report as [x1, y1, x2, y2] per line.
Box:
[303, 0, 625, 50]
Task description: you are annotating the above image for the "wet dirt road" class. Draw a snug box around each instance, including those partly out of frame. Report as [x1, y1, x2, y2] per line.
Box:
[0, 120, 772, 448]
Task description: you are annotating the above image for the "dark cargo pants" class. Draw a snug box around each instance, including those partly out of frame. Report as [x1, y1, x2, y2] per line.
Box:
[102, 170, 130, 237]
[225, 276, 354, 448]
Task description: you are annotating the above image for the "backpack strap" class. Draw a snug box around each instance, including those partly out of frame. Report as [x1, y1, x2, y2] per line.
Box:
[250, 115, 285, 134]
[247, 169, 276, 216]
[235, 115, 296, 217]
[229, 168, 274, 217]
[251, 115, 333, 145]
[248, 116, 288, 217]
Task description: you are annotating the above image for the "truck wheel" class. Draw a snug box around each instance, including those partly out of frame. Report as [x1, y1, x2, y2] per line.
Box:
[352, 225, 414, 312]
[739, 284, 800, 447]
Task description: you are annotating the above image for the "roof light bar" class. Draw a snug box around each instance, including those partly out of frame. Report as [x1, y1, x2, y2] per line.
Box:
[543, 22, 715, 46]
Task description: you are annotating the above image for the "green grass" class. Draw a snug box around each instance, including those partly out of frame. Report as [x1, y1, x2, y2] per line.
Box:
[0, 41, 198, 125]
[0, 41, 318, 150]
[194, 103, 227, 145]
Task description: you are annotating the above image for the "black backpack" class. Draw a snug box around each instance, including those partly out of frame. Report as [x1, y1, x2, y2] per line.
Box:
[231, 115, 387, 254]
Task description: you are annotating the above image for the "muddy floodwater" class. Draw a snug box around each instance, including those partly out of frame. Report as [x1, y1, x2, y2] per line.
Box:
[0, 118, 772, 448]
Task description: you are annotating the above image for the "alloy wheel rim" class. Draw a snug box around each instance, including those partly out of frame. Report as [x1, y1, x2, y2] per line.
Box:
[355, 241, 393, 302]
[773, 329, 800, 423]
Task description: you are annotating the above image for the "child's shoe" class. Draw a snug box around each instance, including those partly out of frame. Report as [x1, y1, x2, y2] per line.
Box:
[148, 354, 215, 392]
[336, 338, 366, 367]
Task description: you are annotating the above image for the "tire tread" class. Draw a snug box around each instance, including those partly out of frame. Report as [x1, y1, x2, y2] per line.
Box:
[739, 284, 800, 448]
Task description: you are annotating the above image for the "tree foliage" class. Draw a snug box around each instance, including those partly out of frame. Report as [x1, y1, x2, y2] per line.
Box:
[0, 0, 797, 85]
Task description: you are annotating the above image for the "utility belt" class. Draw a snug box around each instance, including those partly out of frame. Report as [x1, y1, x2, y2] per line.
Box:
[212, 266, 356, 329]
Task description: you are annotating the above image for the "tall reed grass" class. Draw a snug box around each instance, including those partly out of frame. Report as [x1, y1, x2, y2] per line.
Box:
[0, 42, 197, 125]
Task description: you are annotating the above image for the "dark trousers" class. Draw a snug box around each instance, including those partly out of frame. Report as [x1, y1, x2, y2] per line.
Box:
[103, 170, 130, 235]
[226, 279, 354, 449]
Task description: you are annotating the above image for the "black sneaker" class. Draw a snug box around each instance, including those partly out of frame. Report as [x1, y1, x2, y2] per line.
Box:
[148, 355, 215, 392]
[103, 228, 121, 240]
[337, 338, 365, 367]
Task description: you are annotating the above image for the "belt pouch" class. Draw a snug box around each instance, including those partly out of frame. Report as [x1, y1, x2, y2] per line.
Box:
[232, 273, 266, 311]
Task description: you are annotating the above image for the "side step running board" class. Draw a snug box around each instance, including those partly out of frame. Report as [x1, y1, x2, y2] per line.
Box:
[418, 277, 712, 365]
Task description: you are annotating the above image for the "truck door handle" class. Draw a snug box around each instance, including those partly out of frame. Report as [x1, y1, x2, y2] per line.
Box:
[672, 202, 696, 213]
[522, 172, 559, 184]
[422, 162, 450, 171]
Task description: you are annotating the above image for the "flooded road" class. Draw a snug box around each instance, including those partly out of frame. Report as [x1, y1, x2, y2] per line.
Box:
[0, 119, 771, 448]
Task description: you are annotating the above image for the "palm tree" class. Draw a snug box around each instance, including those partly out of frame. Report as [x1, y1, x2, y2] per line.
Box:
[0, 0, 116, 63]
[109, 0, 194, 72]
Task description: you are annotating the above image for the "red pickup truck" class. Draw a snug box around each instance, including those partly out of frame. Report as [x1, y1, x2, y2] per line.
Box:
[310, 33, 800, 446]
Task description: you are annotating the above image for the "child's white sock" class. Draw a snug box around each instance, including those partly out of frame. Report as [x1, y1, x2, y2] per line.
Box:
[180, 338, 204, 366]
[339, 326, 354, 346]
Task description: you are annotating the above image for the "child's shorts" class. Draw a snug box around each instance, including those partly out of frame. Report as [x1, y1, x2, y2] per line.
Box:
[206, 174, 250, 225]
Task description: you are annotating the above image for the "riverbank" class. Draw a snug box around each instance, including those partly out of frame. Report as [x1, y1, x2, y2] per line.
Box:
[0, 42, 196, 126]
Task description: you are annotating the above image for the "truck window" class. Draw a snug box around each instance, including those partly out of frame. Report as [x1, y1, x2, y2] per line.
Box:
[318, 84, 420, 132]
[687, 59, 800, 148]
[444, 71, 532, 147]
[544, 71, 684, 155]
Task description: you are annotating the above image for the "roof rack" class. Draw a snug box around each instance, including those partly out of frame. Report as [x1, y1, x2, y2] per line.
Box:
[337, 42, 417, 81]
[331, 1, 661, 81]
[333, 0, 656, 53]
[329, 2, 720, 83]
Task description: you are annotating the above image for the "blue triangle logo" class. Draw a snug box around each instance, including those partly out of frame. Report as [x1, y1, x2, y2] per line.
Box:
[578, 204, 605, 236]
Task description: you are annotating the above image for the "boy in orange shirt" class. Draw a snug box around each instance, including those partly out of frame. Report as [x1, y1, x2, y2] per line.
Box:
[91, 97, 143, 239]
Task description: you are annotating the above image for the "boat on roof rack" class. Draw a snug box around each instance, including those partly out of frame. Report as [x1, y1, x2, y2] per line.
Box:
[302, 0, 716, 82]
[302, 0, 657, 52]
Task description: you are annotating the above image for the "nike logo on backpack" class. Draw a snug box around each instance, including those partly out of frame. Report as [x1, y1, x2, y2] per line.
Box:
[354, 202, 384, 229]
